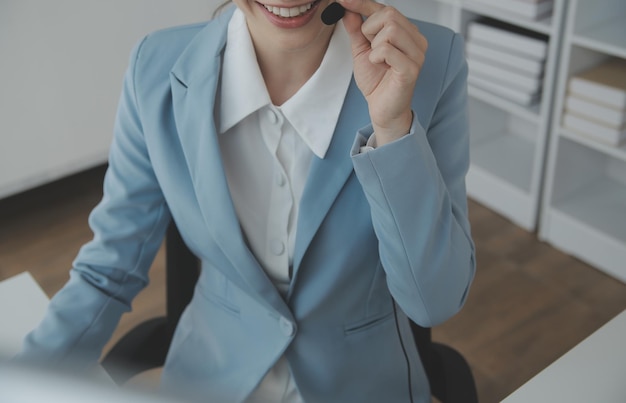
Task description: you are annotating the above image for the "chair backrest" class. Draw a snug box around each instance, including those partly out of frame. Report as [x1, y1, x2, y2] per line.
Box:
[163, 222, 200, 332]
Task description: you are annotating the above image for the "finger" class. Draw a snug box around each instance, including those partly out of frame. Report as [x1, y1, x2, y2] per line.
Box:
[369, 42, 420, 83]
[337, 0, 385, 18]
[369, 21, 427, 66]
[361, 6, 421, 43]
[339, 0, 397, 58]
[341, 9, 370, 56]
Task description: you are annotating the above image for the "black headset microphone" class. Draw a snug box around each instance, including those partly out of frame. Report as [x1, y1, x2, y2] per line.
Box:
[321, 2, 345, 25]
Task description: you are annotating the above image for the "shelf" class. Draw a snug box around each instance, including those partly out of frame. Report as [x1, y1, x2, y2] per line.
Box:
[462, 0, 553, 35]
[560, 128, 626, 164]
[468, 97, 538, 194]
[467, 120, 538, 230]
[467, 163, 536, 231]
[553, 177, 626, 242]
[469, 85, 541, 123]
[545, 177, 626, 283]
[572, 16, 626, 59]
[471, 133, 535, 192]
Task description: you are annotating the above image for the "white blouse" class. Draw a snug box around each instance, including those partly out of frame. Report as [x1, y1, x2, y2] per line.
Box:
[217, 8, 354, 403]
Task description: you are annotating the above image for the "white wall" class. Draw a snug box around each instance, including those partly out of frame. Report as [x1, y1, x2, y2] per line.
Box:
[0, 0, 223, 199]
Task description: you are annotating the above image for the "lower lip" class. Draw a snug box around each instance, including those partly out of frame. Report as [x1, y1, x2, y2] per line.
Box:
[258, 0, 322, 29]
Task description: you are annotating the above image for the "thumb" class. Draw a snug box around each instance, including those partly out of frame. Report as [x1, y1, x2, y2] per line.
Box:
[340, 8, 367, 50]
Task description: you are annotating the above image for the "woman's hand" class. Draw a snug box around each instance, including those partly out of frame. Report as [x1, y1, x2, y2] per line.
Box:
[338, 0, 427, 146]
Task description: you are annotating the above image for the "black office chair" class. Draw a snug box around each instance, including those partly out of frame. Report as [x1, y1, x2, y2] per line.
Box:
[102, 222, 478, 403]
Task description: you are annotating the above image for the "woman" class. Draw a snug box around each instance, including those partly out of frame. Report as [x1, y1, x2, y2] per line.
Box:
[19, 0, 475, 401]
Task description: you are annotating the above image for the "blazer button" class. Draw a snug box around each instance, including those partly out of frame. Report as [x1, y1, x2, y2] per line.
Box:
[279, 316, 295, 337]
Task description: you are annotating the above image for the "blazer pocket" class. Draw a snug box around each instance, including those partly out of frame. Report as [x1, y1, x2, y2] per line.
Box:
[196, 285, 241, 317]
[344, 311, 394, 337]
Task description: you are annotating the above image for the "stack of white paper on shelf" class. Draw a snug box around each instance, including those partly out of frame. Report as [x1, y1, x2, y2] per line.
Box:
[471, 0, 554, 20]
[465, 19, 548, 106]
[563, 58, 626, 146]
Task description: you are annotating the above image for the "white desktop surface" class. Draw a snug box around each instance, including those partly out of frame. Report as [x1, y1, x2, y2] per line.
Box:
[0, 272, 181, 402]
[502, 309, 626, 402]
[0, 271, 50, 357]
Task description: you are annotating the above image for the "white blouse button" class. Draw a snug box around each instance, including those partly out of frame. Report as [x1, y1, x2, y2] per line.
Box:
[275, 173, 286, 187]
[270, 239, 285, 256]
[267, 109, 278, 124]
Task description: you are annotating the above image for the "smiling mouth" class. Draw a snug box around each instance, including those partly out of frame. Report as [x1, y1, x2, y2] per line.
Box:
[261, 0, 322, 17]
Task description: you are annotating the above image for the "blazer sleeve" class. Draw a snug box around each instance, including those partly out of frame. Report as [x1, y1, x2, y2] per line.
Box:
[350, 32, 475, 327]
[16, 37, 172, 367]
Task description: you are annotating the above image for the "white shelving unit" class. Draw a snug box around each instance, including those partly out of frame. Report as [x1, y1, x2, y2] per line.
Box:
[391, 0, 567, 231]
[540, 0, 626, 283]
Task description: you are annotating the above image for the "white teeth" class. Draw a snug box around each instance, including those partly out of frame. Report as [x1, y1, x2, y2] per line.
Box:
[263, 2, 314, 18]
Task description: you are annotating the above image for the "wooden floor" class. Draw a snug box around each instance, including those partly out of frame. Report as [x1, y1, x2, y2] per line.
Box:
[1, 165, 625, 402]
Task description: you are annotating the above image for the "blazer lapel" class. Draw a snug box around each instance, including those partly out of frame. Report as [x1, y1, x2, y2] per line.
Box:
[291, 79, 369, 282]
[169, 12, 290, 318]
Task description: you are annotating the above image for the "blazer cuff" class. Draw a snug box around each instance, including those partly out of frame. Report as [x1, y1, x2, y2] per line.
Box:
[350, 111, 422, 157]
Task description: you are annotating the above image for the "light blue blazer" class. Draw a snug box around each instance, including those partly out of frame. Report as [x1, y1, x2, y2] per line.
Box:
[20, 8, 475, 403]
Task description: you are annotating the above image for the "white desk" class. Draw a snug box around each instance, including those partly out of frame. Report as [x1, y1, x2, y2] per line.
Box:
[502, 309, 626, 403]
[0, 272, 176, 401]
[0, 271, 50, 357]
